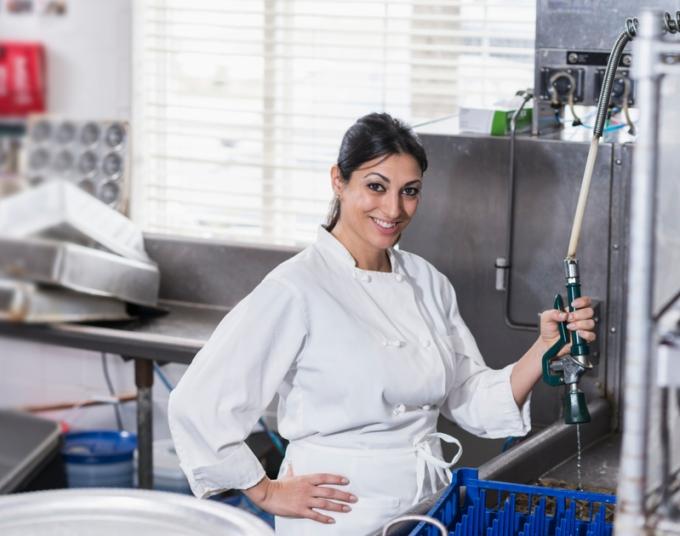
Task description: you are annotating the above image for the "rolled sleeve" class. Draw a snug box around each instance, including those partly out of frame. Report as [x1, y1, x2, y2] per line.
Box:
[168, 277, 308, 498]
[479, 363, 531, 438]
[185, 443, 266, 498]
[441, 358, 532, 439]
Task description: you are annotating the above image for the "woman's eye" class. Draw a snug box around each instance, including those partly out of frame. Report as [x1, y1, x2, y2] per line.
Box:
[367, 183, 385, 192]
[403, 187, 420, 197]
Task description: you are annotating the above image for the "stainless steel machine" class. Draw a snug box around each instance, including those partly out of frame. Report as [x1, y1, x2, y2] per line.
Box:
[381, 2, 680, 534]
[532, 0, 680, 135]
[615, 11, 680, 534]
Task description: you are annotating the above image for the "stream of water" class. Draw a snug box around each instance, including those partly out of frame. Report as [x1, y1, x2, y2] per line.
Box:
[576, 423, 583, 491]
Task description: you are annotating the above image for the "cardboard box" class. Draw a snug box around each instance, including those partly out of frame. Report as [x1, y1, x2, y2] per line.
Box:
[459, 97, 532, 136]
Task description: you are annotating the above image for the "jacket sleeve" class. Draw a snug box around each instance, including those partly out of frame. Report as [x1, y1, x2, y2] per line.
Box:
[168, 276, 308, 498]
[438, 276, 531, 439]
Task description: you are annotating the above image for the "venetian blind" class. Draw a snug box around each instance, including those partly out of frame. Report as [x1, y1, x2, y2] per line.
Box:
[132, 0, 535, 247]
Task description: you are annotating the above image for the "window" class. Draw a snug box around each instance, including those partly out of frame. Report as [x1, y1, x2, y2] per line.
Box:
[132, 0, 535, 247]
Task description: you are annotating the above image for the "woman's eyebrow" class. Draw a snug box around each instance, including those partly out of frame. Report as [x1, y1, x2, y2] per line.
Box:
[363, 173, 422, 185]
[364, 172, 390, 182]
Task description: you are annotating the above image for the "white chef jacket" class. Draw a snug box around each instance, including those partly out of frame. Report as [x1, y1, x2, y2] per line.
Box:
[168, 226, 531, 507]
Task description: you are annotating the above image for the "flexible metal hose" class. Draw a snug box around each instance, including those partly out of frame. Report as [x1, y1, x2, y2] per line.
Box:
[593, 30, 632, 138]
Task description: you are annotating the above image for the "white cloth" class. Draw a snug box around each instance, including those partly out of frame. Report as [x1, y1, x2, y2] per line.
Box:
[168, 226, 531, 531]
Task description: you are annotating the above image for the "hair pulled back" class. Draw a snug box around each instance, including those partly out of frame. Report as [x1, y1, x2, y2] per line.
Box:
[325, 112, 428, 231]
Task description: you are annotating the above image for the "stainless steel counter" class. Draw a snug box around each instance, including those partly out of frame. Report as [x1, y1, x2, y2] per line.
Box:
[0, 299, 230, 490]
[0, 300, 227, 364]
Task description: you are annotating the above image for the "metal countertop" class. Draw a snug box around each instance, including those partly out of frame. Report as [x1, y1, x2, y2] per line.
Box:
[0, 300, 228, 364]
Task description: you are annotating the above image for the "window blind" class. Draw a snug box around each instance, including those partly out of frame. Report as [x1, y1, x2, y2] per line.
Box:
[132, 0, 535, 247]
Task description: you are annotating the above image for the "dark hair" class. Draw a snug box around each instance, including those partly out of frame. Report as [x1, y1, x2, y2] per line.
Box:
[325, 112, 428, 231]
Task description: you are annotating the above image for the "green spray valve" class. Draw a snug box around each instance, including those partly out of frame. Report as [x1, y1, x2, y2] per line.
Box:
[541, 258, 593, 424]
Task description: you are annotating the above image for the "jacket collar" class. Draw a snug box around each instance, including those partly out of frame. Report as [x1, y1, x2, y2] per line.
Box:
[314, 225, 399, 274]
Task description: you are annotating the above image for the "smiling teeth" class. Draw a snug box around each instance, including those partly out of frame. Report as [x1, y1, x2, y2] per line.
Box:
[373, 218, 396, 229]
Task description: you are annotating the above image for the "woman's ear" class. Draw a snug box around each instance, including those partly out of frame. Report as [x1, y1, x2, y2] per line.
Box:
[330, 165, 344, 197]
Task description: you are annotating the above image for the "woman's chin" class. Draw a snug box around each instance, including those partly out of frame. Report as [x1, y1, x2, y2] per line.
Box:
[370, 232, 401, 250]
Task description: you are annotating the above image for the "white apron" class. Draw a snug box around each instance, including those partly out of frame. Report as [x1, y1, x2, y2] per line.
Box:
[274, 433, 461, 536]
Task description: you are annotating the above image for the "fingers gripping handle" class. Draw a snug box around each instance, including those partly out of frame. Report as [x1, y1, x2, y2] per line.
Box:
[542, 294, 570, 386]
[566, 278, 590, 358]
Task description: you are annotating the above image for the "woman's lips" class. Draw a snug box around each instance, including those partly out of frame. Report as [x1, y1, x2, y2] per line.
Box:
[370, 217, 400, 235]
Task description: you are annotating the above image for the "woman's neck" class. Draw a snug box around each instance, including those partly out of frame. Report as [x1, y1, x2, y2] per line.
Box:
[331, 224, 391, 272]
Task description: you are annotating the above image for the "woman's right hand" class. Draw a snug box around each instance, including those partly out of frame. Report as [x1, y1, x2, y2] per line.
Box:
[243, 467, 358, 525]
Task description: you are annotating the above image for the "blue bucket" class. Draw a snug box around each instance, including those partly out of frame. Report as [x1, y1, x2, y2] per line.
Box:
[62, 430, 137, 488]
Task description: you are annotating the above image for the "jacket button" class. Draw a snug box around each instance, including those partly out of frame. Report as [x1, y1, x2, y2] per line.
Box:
[395, 274, 404, 282]
[362, 274, 371, 282]
[393, 404, 406, 415]
[421, 404, 432, 411]
[421, 339, 431, 348]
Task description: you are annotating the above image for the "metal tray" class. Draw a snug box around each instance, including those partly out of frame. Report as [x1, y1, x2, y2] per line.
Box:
[0, 180, 149, 263]
[0, 237, 160, 307]
[23, 117, 130, 214]
[0, 279, 130, 323]
[0, 488, 274, 536]
[0, 410, 62, 493]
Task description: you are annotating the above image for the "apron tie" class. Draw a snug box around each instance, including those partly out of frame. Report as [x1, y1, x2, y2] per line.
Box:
[413, 432, 462, 504]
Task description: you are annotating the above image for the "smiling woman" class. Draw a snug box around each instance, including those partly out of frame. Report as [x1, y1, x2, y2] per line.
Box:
[327, 113, 428, 271]
[168, 112, 597, 536]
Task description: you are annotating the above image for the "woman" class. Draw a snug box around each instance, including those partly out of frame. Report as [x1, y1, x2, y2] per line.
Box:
[168, 113, 596, 535]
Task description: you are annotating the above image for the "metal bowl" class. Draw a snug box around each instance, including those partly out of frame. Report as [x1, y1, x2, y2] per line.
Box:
[0, 488, 274, 536]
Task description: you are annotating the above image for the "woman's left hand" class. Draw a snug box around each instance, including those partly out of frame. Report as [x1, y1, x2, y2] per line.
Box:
[539, 296, 596, 356]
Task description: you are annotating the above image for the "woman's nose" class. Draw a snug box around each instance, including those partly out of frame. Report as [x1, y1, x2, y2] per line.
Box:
[383, 193, 402, 219]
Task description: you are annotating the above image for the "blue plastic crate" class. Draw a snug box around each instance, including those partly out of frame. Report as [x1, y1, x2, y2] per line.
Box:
[409, 468, 616, 536]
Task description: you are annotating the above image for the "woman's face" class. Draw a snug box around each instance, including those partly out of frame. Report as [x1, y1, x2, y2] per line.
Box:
[331, 152, 423, 251]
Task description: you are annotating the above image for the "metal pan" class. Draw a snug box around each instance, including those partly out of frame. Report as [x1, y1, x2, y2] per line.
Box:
[0, 180, 149, 263]
[0, 237, 160, 307]
[0, 279, 130, 323]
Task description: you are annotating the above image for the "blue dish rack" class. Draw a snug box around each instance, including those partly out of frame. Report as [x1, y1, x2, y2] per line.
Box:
[409, 468, 616, 536]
